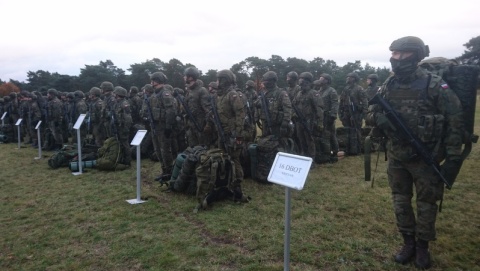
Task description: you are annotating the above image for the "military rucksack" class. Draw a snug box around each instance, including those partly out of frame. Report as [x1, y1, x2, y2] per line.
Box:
[48, 145, 78, 169]
[419, 57, 479, 159]
[253, 135, 295, 183]
[96, 137, 128, 171]
[195, 148, 235, 210]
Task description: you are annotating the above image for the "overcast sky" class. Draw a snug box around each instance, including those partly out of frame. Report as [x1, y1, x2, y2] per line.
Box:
[1, 0, 479, 83]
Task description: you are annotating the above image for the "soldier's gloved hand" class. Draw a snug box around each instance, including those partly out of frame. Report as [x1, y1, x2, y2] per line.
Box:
[375, 113, 396, 131]
[441, 156, 463, 188]
[164, 128, 172, 138]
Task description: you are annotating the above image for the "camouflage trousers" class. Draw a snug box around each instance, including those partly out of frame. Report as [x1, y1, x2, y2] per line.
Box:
[387, 158, 444, 241]
[48, 121, 64, 145]
[295, 124, 315, 160]
[92, 123, 106, 147]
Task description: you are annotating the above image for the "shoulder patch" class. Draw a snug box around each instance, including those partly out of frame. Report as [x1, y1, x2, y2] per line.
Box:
[440, 83, 449, 89]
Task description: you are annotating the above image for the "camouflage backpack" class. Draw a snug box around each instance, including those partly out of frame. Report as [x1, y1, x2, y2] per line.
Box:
[254, 135, 295, 183]
[195, 148, 235, 211]
[96, 137, 128, 171]
[48, 146, 78, 169]
[419, 57, 479, 159]
[169, 145, 208, 195]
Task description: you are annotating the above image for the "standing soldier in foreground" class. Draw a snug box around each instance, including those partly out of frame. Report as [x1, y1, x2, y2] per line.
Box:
[88, 87, 106, 147]
[100, 81, 116, 139]
[292, 72, 324, 167]
[128, 86, 143, 126]
[317, 73, 340, 162]
[211, 69, 247, 202]
[241, 80, 258, 143]
[256, 71, 292, 139]
[183, 67, 211, 147]
[366, 36, 464, 269]
[46, 88, 64, 150]
[112, 87, 133, 165]
[339, 72, 367, 155]
[286, 71, 301, 101]
[150, 72, 177, 180]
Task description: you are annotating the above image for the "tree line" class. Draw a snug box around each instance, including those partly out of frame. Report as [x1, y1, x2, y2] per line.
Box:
[1, 36, 479, 97]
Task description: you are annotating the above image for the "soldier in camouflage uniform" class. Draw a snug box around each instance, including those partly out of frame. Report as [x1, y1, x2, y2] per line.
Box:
[292, 72, 324, 166]
[208, 81, 218, 95]
[46, 88, 64, 150]
[286, 71, 301, 101]
[112, 87, 133, 165]
[71, 90, 88, 144]
[211, 69, 247, 202]
[339, 72, 367, 155]
[27, 92, 42, 147]
[183, 67, 211, 147]
[100, 81, 116, 139]
[366, 36, 464, 269]
[140, 83, 161, 161]
[365, 74, 380, 100]
[255, 71, 292, 139]
[128, 86, 143, 125]
[88, 87, 106, 147]
[317, 73, 340, 162]
[149, 72, 177, 179]
[241, 80, 258, 142]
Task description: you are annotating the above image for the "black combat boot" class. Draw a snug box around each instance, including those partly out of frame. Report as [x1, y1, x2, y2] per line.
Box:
[415, 239, 432, 269]
[394, 233, 416, 264]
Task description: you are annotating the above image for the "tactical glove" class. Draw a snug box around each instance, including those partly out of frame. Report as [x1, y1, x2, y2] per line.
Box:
[441, 156, 462, 188]
[375, 113, 396, 131]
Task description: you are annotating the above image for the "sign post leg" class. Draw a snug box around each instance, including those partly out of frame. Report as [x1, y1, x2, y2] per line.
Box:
[35, 126, 42, 159]
[284, 187, 291, 271]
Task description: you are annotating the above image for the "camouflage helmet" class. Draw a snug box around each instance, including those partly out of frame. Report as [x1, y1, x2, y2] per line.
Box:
[287, 71, 298, 80]
[100, 81, 114, 92]
[389, 36, 429, 61]
[164, 84, 174, 91]
[245, 80, 255, 87]
[113, 86, 128, 97]
[47, 88, 58, 96]
[74, 90, 85, 99]
[90, 87, 102, 97]
[129, 86, 139, 94]
[216, 69, 236, 84]
[143, 84, 154, 93]
[320, 73, 332, 84]
[346, 72, 360, 81]
[299, 72, 313, 82]
[208, 81, 218, 89]
[184, 67, 200, 80]
[262, 71, 278, 82]
[367, 74, 379, 80]
[150, 72, 168, 83]
[66, 92, 75, 99]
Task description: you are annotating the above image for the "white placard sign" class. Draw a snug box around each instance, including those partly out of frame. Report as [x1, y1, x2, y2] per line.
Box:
[1, 112, 6, 120]
[73, 114, 86, 130]
[131, 130, 147, 146]
[268, 152, 312, 190]
[35, 120, 42, 130]
[15, 118, 23, 126]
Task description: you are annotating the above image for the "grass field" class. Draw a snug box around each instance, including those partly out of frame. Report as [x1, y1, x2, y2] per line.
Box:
[1, 102, 479, 271]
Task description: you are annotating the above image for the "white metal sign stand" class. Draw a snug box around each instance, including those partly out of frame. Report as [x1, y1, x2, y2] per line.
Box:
[15, 118, 23, 149]
[72, 114, 86, 176]
[127, 130, 148, 205]
[34, 121, 42, 159]
[268, 152, 312, 271]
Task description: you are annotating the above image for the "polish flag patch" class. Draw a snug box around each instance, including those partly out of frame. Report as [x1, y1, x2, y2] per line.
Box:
[441, 83, 449, 89]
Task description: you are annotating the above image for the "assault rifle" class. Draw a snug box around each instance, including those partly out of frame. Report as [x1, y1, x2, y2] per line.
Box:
[209, 95, 228, 151]
[173, 90, 202, 132]
[291, 101, 313, 137]
[346, 94, 362, 144]
[369, 94, 451, 189]
[258, 90, 272, 134]
[110, 108, 120, 141]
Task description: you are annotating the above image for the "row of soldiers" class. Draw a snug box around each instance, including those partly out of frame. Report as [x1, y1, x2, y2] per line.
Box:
[0, 69, 380, 198]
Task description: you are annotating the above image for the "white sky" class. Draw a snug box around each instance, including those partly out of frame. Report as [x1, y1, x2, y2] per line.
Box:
[1, 0, 479, 82]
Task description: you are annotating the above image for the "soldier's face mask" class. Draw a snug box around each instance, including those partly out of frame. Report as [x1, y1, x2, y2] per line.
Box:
[299, 78, 311, 89]
[263, 80, 275, 89]
[390, 52, 418, 77]
[286, 77, 296, 86]
[217, 77, 231, 90]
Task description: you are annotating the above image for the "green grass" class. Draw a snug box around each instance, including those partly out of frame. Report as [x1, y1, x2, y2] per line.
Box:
[1, 102, 480, 271]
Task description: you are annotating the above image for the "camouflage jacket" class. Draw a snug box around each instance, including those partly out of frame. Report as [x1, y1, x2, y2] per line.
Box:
[365, 84, 380, 101]
[318, 85, 339, 119]
[339, 83, 367, 121]
[47, 97, 63, 123]
[256, 86, 292, 127]
[185, 81, 211, 130]
[89, 98, 104, 125]
[215, 87, 245, 137]
[113, 98, 133, 131]
[366, 68, 464, 162]
[152, 86, 177, 130]
[292, 87, 324, 130]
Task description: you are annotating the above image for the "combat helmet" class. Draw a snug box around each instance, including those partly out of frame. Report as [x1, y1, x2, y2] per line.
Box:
[287, 71, 298, 80]
[217, 69, 236, 84]
[299, 72, 314, 82]
[389, 36, 429, 61]
[262, 71, 278, 82]
[74, 90, 85, 99]
[320, 73, 332, 84]
[89, 87, 102, 97]
[100, 81, 114, 92]
[114, 86, 128, 97]
[346, 72, 360, 81]
[47, 88, 58, 96]
[184, 67, 200, 80]
[150, 72, 168, 84]
[245, 80, 255, 88]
